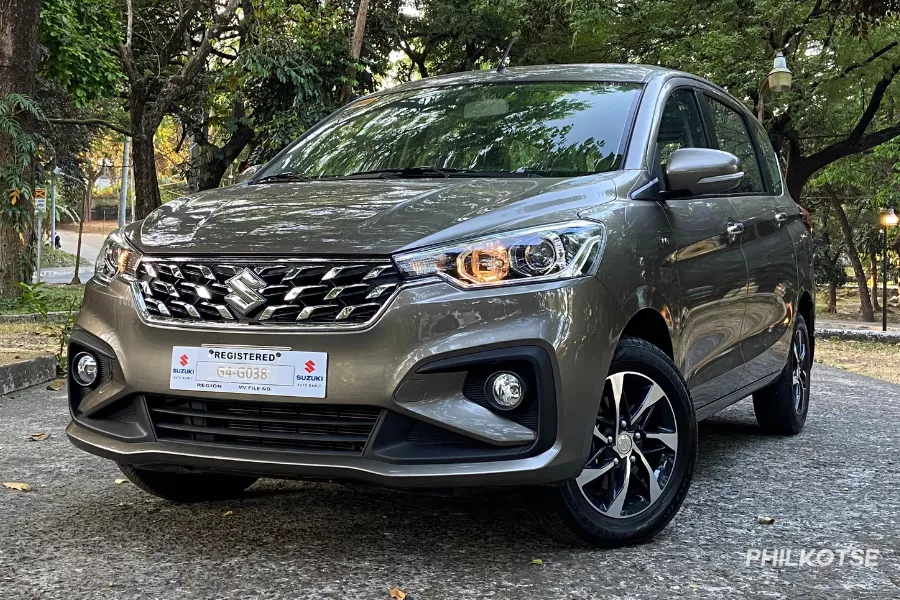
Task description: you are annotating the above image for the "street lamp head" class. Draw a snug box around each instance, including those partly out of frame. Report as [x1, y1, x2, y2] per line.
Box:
[767, 51, 792, 93]
[52, 167, 64, 175]
[883, 206, 899, 228]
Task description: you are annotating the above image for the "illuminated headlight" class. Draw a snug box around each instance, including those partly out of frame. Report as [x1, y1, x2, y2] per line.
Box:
[394, 221, 605, 288]
[94, 229, 142, 284]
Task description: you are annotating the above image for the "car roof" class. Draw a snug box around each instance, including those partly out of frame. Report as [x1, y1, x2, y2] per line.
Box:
[372, 64, 688, 97]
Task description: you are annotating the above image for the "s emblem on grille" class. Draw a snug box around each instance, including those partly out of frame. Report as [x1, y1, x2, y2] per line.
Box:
[224, 268, 267, 315]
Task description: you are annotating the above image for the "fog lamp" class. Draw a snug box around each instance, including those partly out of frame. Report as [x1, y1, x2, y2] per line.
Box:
[488, 371, 525, 410]
[73, 353, 98, 386]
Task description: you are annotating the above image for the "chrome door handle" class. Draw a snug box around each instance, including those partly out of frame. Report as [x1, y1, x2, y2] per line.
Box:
[774, 212, 788, 223]
[726, 222, 745, 236]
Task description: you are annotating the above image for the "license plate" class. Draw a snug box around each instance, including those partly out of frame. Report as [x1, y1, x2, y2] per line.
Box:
[169, 346, 327, 398]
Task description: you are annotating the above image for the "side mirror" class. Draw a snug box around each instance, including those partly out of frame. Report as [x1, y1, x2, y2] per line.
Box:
[664, 148, 743, 196]
[235, 164, 263, 184]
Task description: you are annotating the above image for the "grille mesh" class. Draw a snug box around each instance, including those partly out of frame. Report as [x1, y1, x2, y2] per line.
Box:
[135, 259, 400, 325]
[147, 396, 381, 455]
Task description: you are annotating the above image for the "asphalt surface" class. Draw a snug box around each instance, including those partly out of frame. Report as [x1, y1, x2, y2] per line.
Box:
[37, 231, 105, 284]
[1, 364, 898, 599]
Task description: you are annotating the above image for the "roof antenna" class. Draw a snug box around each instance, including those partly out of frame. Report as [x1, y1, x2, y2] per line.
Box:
[497, 36, 516, 73]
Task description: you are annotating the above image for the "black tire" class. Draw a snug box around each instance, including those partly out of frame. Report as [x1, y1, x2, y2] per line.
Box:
[752, 315, 811, 435]
[536, 336, 697, 547]
[117, 464, 257, 503]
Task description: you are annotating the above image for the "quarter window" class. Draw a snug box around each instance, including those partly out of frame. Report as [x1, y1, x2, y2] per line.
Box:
[703, 96, 765, 193]
[749, 118, 784, 195]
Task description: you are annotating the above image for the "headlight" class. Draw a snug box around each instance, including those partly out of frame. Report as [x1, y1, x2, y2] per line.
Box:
[94, 229, 142, 284]
[394, 220, 605, 288]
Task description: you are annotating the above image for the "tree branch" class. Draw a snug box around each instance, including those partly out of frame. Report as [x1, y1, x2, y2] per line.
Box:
[848, 61, 900, 141]
[159, 0, 203, 63]
[810, 41, 899, 91]
[46, 118, 132, 137]
[147, 0, 241, 126]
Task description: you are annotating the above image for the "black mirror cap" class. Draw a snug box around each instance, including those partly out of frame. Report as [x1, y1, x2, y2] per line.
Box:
[664, 148, 744, 196]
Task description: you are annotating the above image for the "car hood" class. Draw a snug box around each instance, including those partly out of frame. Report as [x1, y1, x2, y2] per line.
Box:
[132, 176, 618, 256]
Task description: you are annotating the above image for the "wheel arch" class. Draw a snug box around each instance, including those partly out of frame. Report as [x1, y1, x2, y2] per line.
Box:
[798, 290, 815, 361]
[619, 307, 675, 361]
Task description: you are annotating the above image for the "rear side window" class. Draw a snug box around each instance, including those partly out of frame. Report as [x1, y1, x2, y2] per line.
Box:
[656, 89, 707, 167]
[748, 118, 784, 195]
[703, 96, 765, 193]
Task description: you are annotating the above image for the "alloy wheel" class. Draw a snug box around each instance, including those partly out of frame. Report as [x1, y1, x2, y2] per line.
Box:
[578, 371, 678, 519]
[791, 328, 809, 413]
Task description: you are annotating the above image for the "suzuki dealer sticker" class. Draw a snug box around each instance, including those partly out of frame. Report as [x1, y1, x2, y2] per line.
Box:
[170, 346, 328, 398]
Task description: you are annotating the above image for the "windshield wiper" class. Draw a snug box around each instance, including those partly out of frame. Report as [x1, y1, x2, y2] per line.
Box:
[340, 166, 543, 179]
[252, 172, 312, 184]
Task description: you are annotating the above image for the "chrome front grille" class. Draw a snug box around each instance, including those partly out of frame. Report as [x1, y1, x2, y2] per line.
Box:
[134, 258, 401, 326]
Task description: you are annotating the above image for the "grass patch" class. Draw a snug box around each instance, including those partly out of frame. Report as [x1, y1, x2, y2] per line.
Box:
[815, 338, 900, 385]
[0, 284, 85, 315]
[39, 244, 91, 268]
[815, 286, 899, 324]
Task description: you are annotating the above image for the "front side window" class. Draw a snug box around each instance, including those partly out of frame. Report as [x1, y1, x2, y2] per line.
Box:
[256, 82, 643, 179]
[656, 89, 707, 167]
[703, 96, 765, 193]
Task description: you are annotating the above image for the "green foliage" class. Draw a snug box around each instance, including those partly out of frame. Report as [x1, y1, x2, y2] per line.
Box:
[0, 283, 84, 315]
[0, 94, 44, 232]
[39, 0, 123, 106]
[14, 281, 49, 321]
[239, 0, 357, 156]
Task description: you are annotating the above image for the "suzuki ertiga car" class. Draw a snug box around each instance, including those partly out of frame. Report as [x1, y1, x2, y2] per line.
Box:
[67, 64, 814, 547]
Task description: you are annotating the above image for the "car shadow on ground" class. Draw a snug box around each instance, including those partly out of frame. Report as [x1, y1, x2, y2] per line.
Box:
[45, 403, 776, 559]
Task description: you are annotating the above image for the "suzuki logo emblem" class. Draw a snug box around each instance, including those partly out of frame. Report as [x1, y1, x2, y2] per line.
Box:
[304, 360, 316, 373]
[224, 268, 267, 315]
[179, 354, 189, 367]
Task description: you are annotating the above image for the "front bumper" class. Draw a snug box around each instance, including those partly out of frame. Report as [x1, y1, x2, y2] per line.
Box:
[67, 275, 618, 487]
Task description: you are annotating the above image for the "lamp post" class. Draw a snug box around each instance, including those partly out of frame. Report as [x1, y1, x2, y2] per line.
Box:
[883, 206, 899, 332]
[757, 51, 793, 122]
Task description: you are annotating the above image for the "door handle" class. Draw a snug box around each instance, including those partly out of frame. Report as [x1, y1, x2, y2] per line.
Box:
[774, 211, 788, 223]
[726, 222, 745, 236]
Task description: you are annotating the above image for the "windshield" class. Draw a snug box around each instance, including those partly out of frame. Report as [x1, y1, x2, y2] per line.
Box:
[256, 81, 642, 180]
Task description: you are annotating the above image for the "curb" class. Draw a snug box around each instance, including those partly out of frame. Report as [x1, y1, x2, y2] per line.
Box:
[0, 355, 58, 395]
[0, 312, 70, 323]
[818, 328, 900, 343]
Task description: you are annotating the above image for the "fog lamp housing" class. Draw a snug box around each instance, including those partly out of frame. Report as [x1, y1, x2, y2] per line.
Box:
[487, 371, 525, 410]
[73, 353, 98, 387]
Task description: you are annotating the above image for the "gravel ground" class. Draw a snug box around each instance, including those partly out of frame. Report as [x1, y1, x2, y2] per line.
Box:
[1, 364, 898, 599]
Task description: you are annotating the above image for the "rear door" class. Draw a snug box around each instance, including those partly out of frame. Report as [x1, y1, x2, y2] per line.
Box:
[699, 93, 799, 386]
[654, 88, 749, 408]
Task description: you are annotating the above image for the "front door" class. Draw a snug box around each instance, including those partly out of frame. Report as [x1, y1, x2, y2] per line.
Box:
[655, 88, 749, 408]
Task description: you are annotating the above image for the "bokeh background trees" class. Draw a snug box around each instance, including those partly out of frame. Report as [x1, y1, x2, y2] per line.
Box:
[1, 0, 899, 307]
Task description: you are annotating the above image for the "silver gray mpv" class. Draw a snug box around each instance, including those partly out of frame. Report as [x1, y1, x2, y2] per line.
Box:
[67, 64, 815, 546]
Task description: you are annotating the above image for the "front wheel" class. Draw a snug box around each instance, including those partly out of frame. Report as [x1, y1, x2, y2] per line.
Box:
[538, 337, 697, 547]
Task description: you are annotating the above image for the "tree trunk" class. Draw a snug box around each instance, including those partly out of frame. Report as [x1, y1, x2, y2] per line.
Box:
[131, 124, 162, 219]
[870, 252, 880, 312]
[83, 184, 92, 223]
[827, 280, 837, 314]
[829, 192, 875, 321]
[339, 0, 371, 105]
[0, 0, 42, 298]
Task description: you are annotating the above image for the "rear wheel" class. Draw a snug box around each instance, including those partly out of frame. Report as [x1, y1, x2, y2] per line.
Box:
[538, 337, 697, 547]
[118, 464, 257, 503]
[752, 315, 811, 435]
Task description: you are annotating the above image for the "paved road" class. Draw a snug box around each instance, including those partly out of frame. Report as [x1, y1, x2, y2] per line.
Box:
[1, 365, 898, 599]
[55, 230, 106, 264]
[37, 231, 106, 284]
